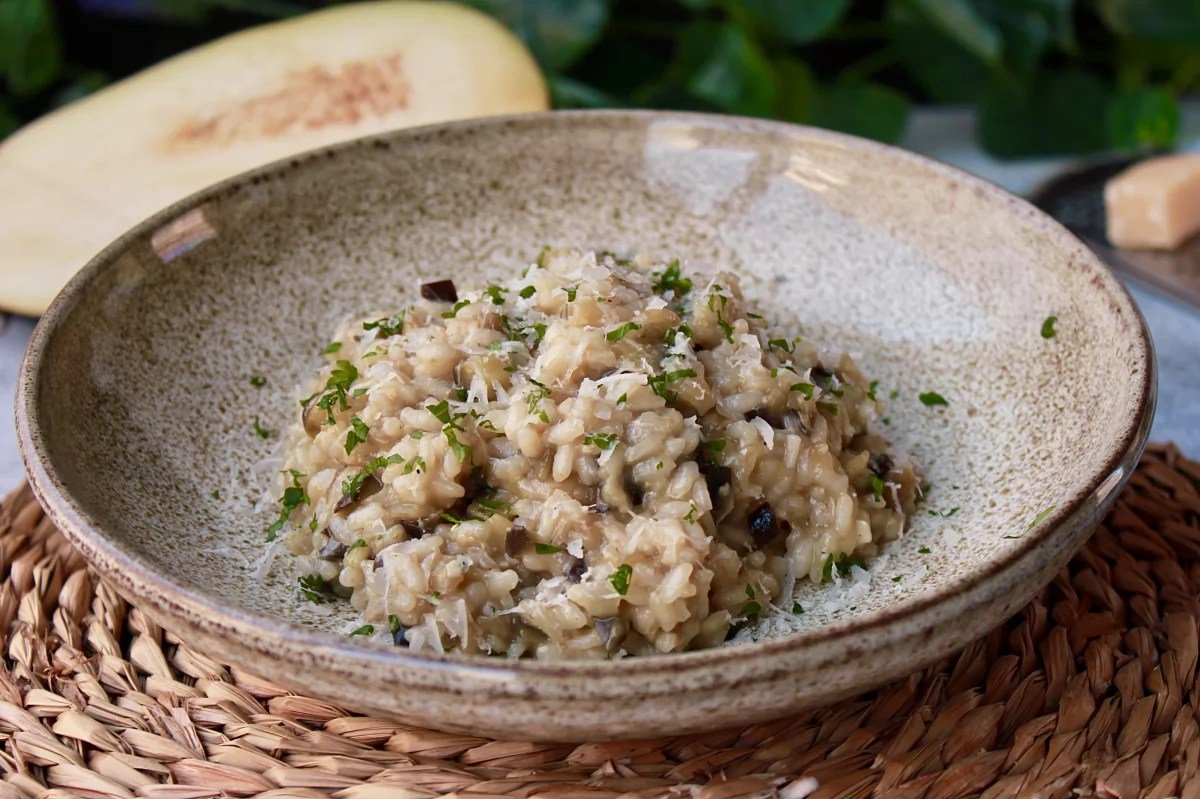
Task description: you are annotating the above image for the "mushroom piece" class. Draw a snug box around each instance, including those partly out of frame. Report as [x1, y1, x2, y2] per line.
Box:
[420, 280, 458, 302]
[301, 396, 324, 437]
[505, 524, 529, 557]
[747, 500, 780, 546]
[319, 539, 347, 561]
[593, 616, 628, 652]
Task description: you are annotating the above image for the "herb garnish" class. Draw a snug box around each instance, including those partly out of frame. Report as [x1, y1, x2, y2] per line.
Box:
[822, 552, 867, 580]
[648, 368, 697, 402]
[816, 401, 839, 415]
[652, 260, 692, 296]
[563, 285, 579, 302]
[253, 417, 274, 439]
[702, 439, 726, 452]
[919, 391, 948, 407]
[519, 285, 536, 299]
[615, 392, 628, 405]
[664, 324, 693, 346]
[482, 285, 507, 305]
[298, 574, 334, 603]
[348, 539, 366, 552]
[740, 584, 761, 618]
[868, 380, 879, 400]
[267, 470, 308, 541]
[403, 456, 425, 475]
[768, 338, 794, 354]
[928, 507, 960, 518]
[534, 542, 562, 555]
[869, 474, 885, 502]
[606, 322, 642, 342]
[1029, 504, 1057, 529]
[312, 361, 359, 425]
[344, 416, 369, 454]
[349, 625, 374, 636]
[790, 382, 815, 399]
[321, 342, 342, 355]
[388, 614, 403, 635]
[1041, 316, 1058, 339]
[443, 427, 472, 463]
[610, 563, 632, 595]
[792, 602, 804, 614]
[363, 312, 405, 337]
[525, 379, 552, 422]
[441, 299, 470, 318]
[583, 432, 618, 450]
[342, 455, 404, 501]
[250, 375, 266, 388]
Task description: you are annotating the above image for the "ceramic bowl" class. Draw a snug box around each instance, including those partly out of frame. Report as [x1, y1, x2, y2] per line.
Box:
[16, 111, 1154, 742]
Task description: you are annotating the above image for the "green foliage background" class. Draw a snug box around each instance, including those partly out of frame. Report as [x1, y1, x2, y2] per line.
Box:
[1, 0, 1197, 155]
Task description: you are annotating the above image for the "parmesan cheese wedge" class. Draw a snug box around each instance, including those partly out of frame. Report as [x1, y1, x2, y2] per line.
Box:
[1104, 153, 1200, 250]
[0, 1, 548, 316]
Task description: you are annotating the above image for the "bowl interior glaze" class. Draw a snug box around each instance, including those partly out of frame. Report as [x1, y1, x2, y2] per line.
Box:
[17, 111, 1153, 741]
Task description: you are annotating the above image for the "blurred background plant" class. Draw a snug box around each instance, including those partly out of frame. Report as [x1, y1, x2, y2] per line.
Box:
[2, 0, 1197, 156]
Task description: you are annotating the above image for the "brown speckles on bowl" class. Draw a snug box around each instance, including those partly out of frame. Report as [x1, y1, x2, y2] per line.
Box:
[16, 111, 1154, 741]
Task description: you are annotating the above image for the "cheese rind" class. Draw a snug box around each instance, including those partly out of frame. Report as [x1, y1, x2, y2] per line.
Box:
[1105, 153, 1200, 250]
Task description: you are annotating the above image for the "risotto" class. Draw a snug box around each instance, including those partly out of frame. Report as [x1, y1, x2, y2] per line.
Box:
[267, 249, 919, 659]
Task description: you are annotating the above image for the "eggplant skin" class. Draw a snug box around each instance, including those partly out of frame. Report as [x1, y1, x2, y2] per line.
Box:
[0, 0, 548, 316]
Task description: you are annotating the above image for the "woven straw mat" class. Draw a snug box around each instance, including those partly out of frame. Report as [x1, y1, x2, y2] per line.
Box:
[0, 443, 1196, 799]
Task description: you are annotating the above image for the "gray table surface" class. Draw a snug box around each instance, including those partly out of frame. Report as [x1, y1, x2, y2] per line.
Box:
[2, 109, 1197, 492]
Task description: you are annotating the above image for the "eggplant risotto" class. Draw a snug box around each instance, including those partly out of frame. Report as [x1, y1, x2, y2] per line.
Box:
[267, 249, 919, 659]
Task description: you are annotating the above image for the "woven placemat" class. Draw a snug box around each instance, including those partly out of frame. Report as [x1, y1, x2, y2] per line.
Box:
[0, 444, 1196, 799]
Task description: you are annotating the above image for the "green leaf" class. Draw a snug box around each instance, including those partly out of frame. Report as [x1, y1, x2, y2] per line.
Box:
[886, 0, 994, 102]
[901, 0, 1002, 65]
[675, 21, 777, 116]
[771, 57, 816, 122]
[0, 0, 63, 96]
[464, 0, 609, 71]
[548, 74, 621, 108]
[980, 69, 1111, 158]
[1106, 88, 1180, 150]
[742, 0, 851, 45]
[807, 82, 909, 143]
[1098, 0, 1200, 42]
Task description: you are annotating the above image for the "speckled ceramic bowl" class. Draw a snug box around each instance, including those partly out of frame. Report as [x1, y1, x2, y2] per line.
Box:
[17, 111, 1154, 742]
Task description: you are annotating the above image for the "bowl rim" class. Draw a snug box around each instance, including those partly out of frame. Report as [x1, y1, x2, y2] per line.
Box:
[15, 109, 1156, 680]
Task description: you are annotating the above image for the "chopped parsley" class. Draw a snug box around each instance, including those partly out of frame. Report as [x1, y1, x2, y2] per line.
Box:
[869, 474, 885, 502]
[388, 614, 402, 635]
[606, 322, 642, 342]
[1041, 316, 1058, 339]
[533, 542, 562, 555]
[563, 285, 579, 302]
[822, 552, 867, 581]
[482, 285, 507, 305]
[892, 575, 902, 583]
[702, 439, 726, 452]
[616, 392, 628, 405]
[816, 401, 839, 415]
[349, 625, 374, 636]
[476, 496, 511, 518]
[768, 338, 794, 354]
[519, 285, 536, 299]
[341, 455, 404, 501]
[928, 507, 960, 518]
[321, 342, 343, 355]
[652, 260, 693, 296]
[210, 490, 220, 500]
[267, 470, 308, 541]
[740, 585, 761, 618]
[792, 602, 804, 614]
[403, 456, 425, 475]
[919, 391, 948, 407]
[454, 387, 469, 402]
[525, 380, 552, 421]
[648, 368, 697, 402]
[918, 546, 931, 554]
[790, 382, 815, 399]
[348, 539, 367, 552]
[344, 416, 369, 454]
[610, 563, 633, 595]
[708, 288, 734, 343]
[443, 427, 472, 463]
[1029, 504, 1057, 529]
[312, 361, 359, 425]
[583, 432, 618, 450]
[298, 574, 334, 604]
[441, 299, 470, 319]
[664, 324, 693, 346]
[363, 312, 405, 337]
[684, 504, 699, 523]
[249, 375, 267, 388]
[253, 417, 274, 439]
[530, 322, 548, 343]
[426, 401, 453, 425]
[868, 380, 879, 401]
